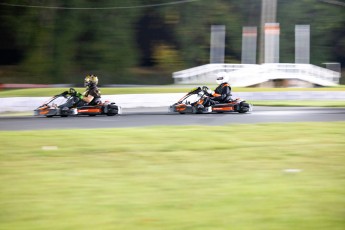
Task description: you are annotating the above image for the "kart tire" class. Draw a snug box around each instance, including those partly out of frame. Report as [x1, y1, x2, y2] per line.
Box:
[61, 107, 70, 117]
[195, 105, 204, 114]
[239, 102, 250, 113]
[105, 103, 118, 116]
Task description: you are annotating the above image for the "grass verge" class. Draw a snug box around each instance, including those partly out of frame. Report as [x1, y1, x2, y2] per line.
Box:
[1, 122, 344, 230]
[0, 86, 344, 97]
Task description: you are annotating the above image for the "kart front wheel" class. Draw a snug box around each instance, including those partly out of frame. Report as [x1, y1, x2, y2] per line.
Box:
[238, 102, 250, 113]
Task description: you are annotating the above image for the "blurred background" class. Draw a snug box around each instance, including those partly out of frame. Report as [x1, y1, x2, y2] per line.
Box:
[0, 0, 344, 85]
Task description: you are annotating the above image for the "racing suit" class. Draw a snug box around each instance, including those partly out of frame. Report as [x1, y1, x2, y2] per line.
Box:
[83, 85, 101, 105]
[203, 83, 232, 106]
[60, 86, 101, 108]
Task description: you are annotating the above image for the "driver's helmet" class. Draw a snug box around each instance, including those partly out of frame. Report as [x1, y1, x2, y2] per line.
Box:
[84, 74, 99, 87]
[216, 72, 229, 85]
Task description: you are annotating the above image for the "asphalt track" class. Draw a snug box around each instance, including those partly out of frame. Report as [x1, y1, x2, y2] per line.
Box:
[0, 106, 344, 131]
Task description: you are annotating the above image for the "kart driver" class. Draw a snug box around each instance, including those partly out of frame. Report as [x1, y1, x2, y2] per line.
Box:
[79, 74, 102, 105]
[61, 74, 101, 108]
[198, 72, 232, 108]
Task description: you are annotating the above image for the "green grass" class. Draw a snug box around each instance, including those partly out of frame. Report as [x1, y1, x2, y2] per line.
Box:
[0, 87, 188, 97]
[1, 122, 344, 230]
[0, 86, 344, 97]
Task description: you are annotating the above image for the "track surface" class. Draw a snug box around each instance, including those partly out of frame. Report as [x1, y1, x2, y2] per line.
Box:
[0, 106, 344, 131]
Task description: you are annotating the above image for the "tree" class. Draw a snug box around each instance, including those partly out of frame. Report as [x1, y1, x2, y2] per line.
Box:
[157, 0, 244, 68]
[278, 0, 345, 66]
[0, 0, 343, 84]
[0, 0, 141, 84]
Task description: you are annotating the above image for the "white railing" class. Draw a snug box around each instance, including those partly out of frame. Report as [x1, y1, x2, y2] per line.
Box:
[172, 63, 341, 87]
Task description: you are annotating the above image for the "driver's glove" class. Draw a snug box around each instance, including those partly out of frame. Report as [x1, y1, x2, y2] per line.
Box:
[202, 86, 213, 95]
[75, 92, 83, 99]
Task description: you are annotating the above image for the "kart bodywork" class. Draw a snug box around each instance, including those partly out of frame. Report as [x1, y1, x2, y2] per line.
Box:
[170, 87, 252, 114]
[34, 92, 121, 117]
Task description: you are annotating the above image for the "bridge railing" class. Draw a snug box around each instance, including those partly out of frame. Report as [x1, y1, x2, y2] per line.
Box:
[172, 63, 341, 86]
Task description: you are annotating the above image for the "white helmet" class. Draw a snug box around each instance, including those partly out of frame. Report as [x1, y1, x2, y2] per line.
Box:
[216, 72, 229, 84]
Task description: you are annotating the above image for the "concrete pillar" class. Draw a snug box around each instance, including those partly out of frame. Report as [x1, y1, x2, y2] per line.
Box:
[210, 25, 226, 63]
[295, 25, 310, 64]
[259, 0, 277, 63]
[241, 27, 257, 64]
[264, 23, 280, 63]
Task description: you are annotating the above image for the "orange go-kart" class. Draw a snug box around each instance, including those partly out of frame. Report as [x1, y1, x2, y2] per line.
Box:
[169, 87, 252, 114]
[34, 88, 121, 117]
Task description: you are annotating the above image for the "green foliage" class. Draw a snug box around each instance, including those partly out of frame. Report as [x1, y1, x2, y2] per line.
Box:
[153, 43, 185, 71]
[278, 0, 345, 65]
[0, 0, 141, 84]
[0, 0, 344, 84]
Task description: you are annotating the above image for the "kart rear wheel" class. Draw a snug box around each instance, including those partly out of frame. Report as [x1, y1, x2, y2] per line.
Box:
[104, 103, 119, 116]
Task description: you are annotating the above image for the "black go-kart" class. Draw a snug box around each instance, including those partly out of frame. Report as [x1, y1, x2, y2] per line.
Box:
[170, 87, 252, 114]
[34, 88, 121, 117]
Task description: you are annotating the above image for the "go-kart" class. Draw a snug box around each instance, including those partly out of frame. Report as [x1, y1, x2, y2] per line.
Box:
[34, 88, 121, 117]
[169, 87, 252, 114]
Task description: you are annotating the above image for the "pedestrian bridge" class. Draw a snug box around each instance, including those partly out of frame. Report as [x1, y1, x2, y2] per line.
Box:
[172, 63, 340, 87]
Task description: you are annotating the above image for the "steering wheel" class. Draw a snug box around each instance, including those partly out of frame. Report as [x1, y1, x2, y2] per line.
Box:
[202, 86, 209, 91]
[69, 88, 76, 95]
